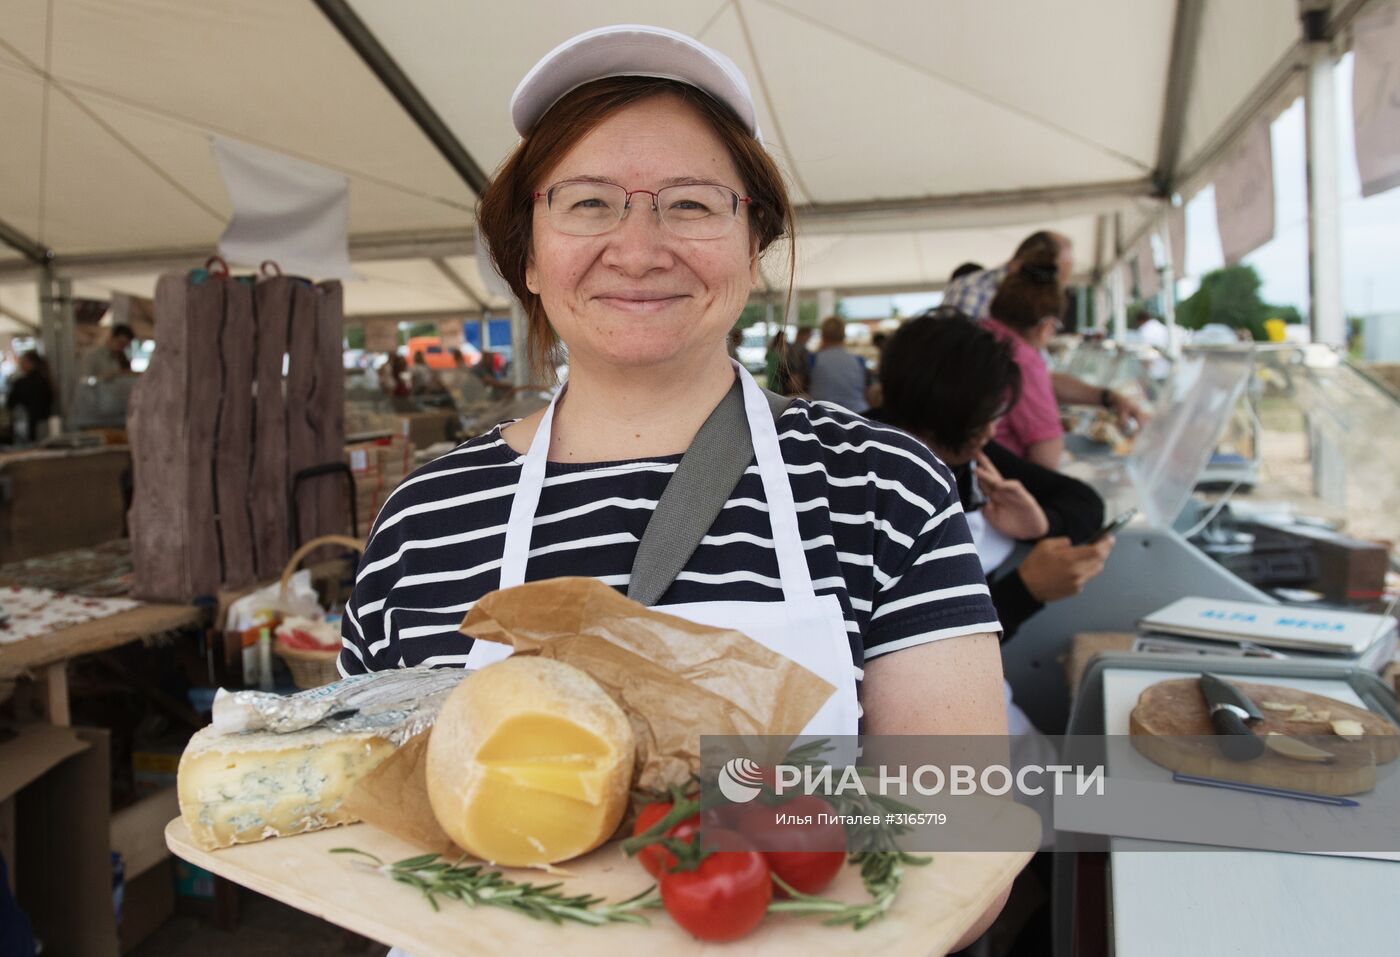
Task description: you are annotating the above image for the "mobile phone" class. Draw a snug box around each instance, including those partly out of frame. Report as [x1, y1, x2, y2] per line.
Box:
[1091, 508, 1138, 543]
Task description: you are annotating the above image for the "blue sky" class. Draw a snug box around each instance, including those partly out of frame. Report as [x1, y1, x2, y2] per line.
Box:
[846, 53, 1400, 321]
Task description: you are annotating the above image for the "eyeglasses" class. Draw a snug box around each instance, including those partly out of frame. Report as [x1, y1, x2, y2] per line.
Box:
[532, 180, 754, 240]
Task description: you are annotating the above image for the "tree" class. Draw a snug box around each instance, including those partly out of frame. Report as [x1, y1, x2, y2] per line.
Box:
[1174, 264, 1303, 341]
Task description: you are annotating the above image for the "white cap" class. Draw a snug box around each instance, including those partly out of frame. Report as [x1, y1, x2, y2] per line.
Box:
[511, 24, 763, 143]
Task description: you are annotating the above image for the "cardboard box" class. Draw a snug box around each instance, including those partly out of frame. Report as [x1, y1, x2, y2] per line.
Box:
[397, 411, 454, 450]
[111, 787, 178, 882]
[1, 724, 119, 956]
[118, 857, 174, 954]
[132, 745, 182, 796]
[0, 447, 132, 563]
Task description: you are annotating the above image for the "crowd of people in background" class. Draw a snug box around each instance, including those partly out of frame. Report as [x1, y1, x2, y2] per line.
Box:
[375, 345, 526, 412]
[760, 226, 1143, 674]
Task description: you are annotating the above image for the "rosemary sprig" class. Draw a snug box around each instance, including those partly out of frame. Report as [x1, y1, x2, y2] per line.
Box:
[767, 851, 930, 929]
[330, 848, 661, 926]
[763, 739, 933, 928]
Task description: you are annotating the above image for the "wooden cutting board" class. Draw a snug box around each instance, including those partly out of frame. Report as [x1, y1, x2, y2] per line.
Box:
[167, 814, 1035, 956]
[1129, 678, 1400, 795]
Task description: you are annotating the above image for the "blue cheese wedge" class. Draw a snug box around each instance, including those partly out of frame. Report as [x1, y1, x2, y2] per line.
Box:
[177, 723, 396, 849]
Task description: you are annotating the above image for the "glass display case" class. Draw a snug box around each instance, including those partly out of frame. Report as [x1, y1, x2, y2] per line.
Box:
[1007, 342, 1399, 732]
[1064, 343, 1400, 606]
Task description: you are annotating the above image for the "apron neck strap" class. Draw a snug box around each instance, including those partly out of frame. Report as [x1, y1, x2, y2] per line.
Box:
[499, 362, 816, 603]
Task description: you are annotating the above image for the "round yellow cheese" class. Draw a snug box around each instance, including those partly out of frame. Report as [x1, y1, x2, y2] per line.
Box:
[425, 656, 635, 866]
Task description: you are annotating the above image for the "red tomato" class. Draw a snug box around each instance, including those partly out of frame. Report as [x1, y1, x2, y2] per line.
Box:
[659, 831, 771, 942]
[631, 802, 700, 878]
[737, 795, 847, 896]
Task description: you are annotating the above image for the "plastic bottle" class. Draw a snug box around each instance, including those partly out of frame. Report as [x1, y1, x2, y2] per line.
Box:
[257, 626, 274, 692]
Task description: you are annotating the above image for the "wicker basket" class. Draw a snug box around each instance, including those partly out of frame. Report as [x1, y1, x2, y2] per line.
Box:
[274, 534, 364, 689]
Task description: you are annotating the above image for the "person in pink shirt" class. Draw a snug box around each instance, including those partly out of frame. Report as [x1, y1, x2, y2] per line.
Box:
[982, 245, 1067, 469]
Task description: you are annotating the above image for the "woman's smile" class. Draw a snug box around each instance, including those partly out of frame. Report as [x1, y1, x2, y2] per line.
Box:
[591, 290, 692, 314]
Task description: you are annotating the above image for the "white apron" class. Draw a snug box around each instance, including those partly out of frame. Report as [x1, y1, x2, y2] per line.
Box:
[460, 363, 859, 738]
[389, 372, 861, 956]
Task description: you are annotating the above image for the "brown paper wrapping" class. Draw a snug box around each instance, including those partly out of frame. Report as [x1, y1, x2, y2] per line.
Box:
[345, 577, 835, 853]
[340, 731, 457, 856]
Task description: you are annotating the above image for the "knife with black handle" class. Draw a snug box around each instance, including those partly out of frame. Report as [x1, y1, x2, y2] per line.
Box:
[1200, 673, 1266, 761]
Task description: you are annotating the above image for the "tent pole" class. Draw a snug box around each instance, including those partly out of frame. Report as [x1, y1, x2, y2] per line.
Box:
[509, 301, 529, 387]
[1303, 35, 1345, 348]
[313, 0, 490, 195]
[38, 269, 75, 426]
[1154, 0, 1206, 191]
[1157, 217, 1181, 359]
[1111, 214, 1128, 343]
[0, 218, 49, 265]
[1111, 265, 1128, 345]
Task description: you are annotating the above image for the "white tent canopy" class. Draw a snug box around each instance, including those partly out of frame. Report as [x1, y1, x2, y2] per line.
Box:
[0, 0, 1375, 318]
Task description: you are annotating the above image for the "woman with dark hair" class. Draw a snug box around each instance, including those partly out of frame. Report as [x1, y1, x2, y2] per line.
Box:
[872, 311, 1111, 643]
[874, 311, 1114, 956]
[985, 244, 1069, 469]
[7, 351, 55, 442]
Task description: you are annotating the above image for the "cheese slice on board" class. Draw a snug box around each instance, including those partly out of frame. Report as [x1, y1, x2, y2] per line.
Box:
[178, 724, 396, 850]
[426, 657, 635, 867]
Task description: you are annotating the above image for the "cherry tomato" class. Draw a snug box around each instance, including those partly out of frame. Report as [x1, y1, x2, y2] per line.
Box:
[632, 802, 700, 878]
[737, 795, 847, 896]
[659, 830, 771, 942]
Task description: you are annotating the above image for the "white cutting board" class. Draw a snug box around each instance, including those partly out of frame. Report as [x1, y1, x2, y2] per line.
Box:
[1101, 667, 1400, 957]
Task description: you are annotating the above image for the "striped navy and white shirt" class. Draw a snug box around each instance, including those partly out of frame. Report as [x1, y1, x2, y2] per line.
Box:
[340, 400, 1001, 680]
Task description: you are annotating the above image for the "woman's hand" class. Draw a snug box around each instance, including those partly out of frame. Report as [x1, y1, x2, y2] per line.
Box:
[975, 453, 1049, 540]
[1107, 391, 1149, 430]
[1017, 536, 1113, 602]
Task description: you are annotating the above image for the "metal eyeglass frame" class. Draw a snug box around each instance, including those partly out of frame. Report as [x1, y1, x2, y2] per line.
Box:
[531, 180, 755, 238]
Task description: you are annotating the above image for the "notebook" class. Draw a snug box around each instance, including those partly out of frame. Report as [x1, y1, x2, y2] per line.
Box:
[1137, 597, 1397, 656]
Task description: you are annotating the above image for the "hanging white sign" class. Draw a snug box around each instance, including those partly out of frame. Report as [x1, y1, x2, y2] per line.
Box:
[1353, 6, 1400, 198]
[1213, 117, 1275, 265]
[212, 136, 357, 280]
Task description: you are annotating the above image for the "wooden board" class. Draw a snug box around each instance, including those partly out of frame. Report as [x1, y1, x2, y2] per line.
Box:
[311, 282, 347, 544]
[1129, 677, 1400, 795]
[128, 275, 192, 602]
[185, 279, 226, 597]
[250, 277, 292, 581]
[286, 281, 321, 549]
[215, 279, 257, 589]
[167, 816, 1033, 957]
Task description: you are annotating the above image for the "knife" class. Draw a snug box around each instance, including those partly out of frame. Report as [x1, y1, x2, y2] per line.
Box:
[1199, 673, 1266, 761]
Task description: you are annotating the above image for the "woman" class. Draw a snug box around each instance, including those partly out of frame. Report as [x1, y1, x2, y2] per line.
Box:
[7, 351, 54, 443]
[983, 244, 1068, 469]
[875, 313, 1112, 955]
[873, 311, 1112, 642]
[347, 25, 1008, 947]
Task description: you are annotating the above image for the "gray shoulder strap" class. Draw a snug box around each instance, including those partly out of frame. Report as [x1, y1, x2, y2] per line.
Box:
[627, 381, 793, 607]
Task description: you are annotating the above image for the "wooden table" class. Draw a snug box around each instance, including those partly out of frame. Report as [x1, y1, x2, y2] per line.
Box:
[1065, 632, 1136, 699]
[0, 601, 205, 724]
